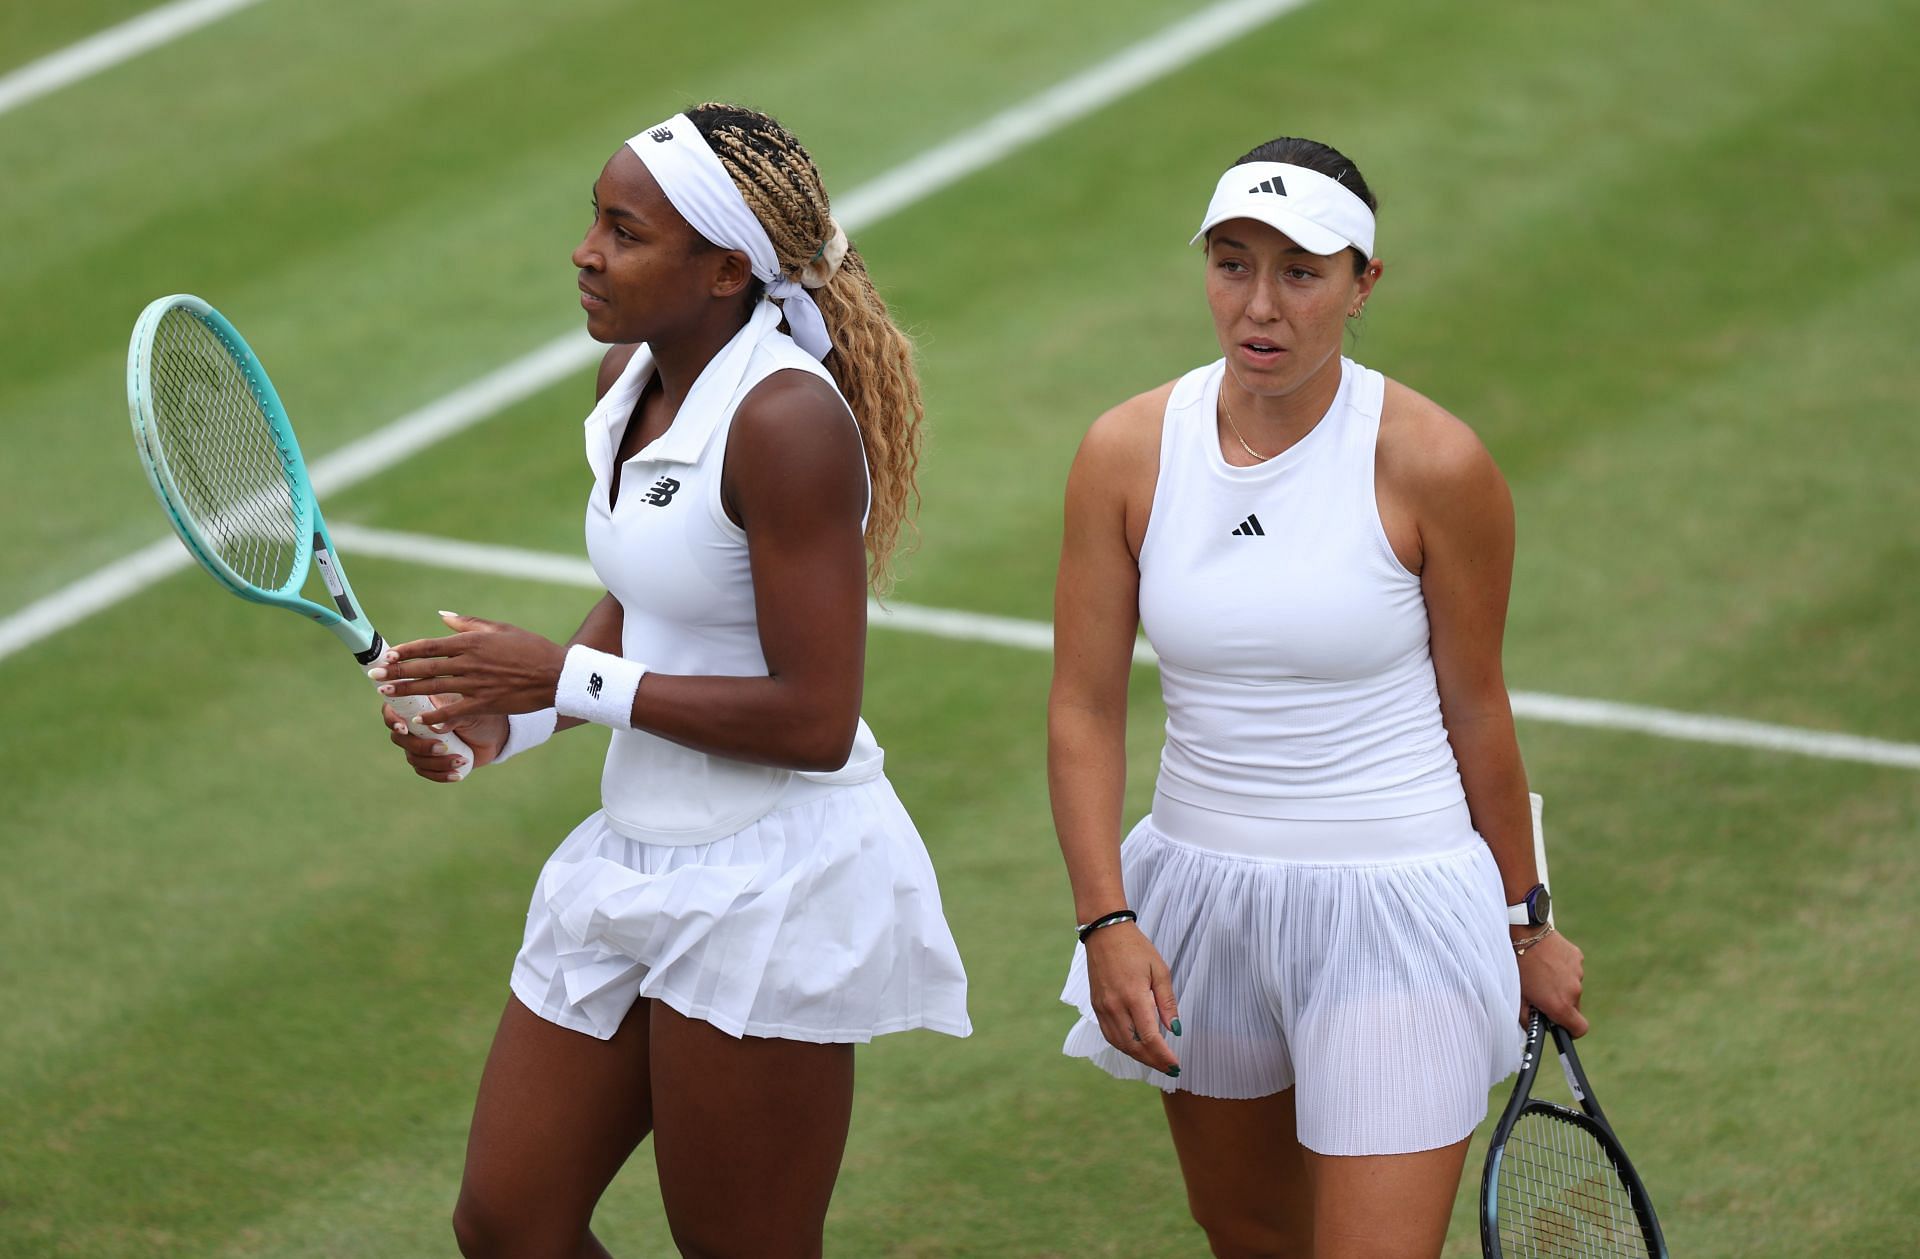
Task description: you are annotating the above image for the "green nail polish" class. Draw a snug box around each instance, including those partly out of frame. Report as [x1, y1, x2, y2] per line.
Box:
[1166, 1065, 1181, 1078]
[1170, 1018, 1182, 1037]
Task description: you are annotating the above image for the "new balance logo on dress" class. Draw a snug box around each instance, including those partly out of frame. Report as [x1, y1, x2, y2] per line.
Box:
[648, 127, 673, 143]
[1230, 514, 1266, 537]
[1247, 176, 1287, 196]
[644, 477, 681, 507]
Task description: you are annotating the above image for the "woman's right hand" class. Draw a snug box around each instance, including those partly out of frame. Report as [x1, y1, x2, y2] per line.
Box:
[1085, 922, 1182, 1076]
[380, 702, 508, 783]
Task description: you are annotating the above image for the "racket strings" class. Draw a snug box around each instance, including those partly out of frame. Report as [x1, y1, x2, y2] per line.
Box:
[148, 309, 302, 591]
[1497, 1108, 1650, 1257]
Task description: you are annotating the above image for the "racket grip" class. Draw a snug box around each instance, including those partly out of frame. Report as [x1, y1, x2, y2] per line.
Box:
[384, 690, 473, 782]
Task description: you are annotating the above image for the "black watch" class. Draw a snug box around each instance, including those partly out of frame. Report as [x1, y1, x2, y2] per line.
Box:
[1506, 883, 1551, 927]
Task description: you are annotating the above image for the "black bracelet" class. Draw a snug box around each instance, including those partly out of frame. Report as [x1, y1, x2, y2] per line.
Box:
[1076, 909, 1138, 943]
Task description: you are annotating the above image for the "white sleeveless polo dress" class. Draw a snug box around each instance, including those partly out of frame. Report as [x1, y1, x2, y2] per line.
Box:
[510, 301, 972, 1044]
[1059, 357, 1522, 1156]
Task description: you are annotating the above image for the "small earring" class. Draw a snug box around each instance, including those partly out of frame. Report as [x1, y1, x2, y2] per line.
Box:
[1349, 305, 1364, 318]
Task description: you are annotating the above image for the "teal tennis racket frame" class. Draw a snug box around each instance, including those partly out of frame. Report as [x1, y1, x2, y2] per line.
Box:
[128, 294, 381, 659]
[127, 293, 470, 777]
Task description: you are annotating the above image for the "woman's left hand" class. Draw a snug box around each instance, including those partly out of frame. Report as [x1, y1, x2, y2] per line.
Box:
[369, 612, 568, 726]
[1517, 929, 1588, 1036]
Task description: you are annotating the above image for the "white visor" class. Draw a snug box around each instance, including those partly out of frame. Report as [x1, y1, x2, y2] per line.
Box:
[1190, 161, 1375, 260]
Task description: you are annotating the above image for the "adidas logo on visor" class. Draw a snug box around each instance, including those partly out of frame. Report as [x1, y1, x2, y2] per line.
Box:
[1247, 176, 1287, 196]
[648, 126, 673, 143]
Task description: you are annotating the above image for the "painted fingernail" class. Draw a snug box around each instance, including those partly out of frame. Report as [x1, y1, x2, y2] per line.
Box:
[379, 684, 395, 695]
[1166, 1065, 1181, 1078]
[452, 756, 467, 767]
[1170, 1018, 1182, 1037]
[367, 667, 387, 681]
[432, 742, 447, 755]
[385, 650, 398, 662]
[430, 722, 448, 733]
[393, 722, 406, 734]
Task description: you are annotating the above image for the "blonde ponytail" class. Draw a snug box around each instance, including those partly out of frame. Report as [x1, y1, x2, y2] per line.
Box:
[689, 103, 923, 595]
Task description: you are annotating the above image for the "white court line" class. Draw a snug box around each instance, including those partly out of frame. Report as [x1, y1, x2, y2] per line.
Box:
[0, 0, 1314, 665]
[0, 0, 268, 119]
[328, 524, 1920, 772]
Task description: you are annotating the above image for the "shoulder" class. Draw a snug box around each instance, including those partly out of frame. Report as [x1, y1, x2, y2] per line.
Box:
[732, 367, 857, 449]
[595, 343, 643, 401]
[727, 368, 864, 503]
[1074, 380, 1178, 480]
[1376, 376, 1505, 506]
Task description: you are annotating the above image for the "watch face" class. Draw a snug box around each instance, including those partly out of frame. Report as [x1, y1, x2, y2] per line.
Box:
[1530, 885, 1552, 925]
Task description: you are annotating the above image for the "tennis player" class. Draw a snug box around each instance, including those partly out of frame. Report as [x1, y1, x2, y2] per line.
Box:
[1051, 137, 1587, 1257]
[371, 103, 970, 1258]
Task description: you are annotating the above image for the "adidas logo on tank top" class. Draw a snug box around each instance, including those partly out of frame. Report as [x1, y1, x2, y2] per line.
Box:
[1230, 514, 1265, 537]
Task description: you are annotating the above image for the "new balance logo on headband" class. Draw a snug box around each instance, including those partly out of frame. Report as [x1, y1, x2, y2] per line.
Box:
[1230, 514, 1266, 537]
[1247, 176, 1287, 196]
[648, 127, 673, 143]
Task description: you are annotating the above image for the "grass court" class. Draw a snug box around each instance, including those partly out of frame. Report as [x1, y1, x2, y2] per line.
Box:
[2, 1, 1917, 1254]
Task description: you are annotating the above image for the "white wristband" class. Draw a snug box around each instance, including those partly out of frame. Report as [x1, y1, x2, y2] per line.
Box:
[492, 708, 558, 765]
[555, 645, 645, 730]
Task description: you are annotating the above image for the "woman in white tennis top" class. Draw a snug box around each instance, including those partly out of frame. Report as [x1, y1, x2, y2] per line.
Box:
[372, 103, 969, 1258]
[1051, 136, 1587, 1257]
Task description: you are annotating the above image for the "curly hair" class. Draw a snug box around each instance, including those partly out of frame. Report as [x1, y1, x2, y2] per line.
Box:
[688, 102, 923, 595]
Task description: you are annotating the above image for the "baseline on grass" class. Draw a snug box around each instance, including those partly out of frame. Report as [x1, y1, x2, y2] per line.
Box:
[126, 293, 471, 776]
[1480, 796, 1668, 1258]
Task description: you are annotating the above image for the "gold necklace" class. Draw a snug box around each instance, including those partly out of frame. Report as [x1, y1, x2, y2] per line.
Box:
[1221, 395, 1270, 462]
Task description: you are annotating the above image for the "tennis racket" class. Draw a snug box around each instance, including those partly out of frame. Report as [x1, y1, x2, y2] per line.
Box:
[1481, 795, 1666, 1257]
[126, 293, 471, 779]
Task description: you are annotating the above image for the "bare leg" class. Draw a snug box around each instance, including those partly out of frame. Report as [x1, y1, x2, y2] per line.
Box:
[648, 1003, 855, 1259]
[1162, 1089, 1316, 1259]
[1305, 1139, 1469, 1259]
[452, 996, 655, 1259]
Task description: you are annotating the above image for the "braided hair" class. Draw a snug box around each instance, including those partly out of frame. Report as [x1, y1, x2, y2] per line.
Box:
[688, 102, 923, 595]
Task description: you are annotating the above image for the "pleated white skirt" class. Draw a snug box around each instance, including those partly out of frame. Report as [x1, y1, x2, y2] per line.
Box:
[511, 776, 972, 1044]
[1060, 800, 1523, 1156]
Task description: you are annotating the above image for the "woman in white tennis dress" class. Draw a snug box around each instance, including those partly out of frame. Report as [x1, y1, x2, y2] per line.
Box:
[1050, 137, 1586, 1257]
[373, 103, 969, 1258]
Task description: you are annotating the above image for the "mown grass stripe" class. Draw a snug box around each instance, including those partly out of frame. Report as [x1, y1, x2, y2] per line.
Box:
[325, 523, 1920, 771]
[0, 0, 266, 118]
[0, 0, 1317, 666]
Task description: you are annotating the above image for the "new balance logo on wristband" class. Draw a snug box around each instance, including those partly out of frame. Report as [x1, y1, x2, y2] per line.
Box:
[1230, 514, 1266, 537]
[1247, 176, 1287, 196]
[644, 477, 681, 507]
[587, 673, 604, 699]
[648, 127, 673, 143]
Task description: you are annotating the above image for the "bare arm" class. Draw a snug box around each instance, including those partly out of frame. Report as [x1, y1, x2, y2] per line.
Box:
[1387, 390, 1587, 1034]
[1050, 390, 1181, 1075]
[618, 369, 867, 770]
[379, 369, 867, 772]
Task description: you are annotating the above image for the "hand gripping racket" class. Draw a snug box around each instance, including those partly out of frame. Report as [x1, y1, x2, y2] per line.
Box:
[127, 294, 471, 779]
[1481, 795, 1666, 1257]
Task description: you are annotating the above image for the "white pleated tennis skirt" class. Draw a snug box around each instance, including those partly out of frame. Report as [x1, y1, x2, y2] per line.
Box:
[511, 776, 972, 1044]
[1060, 796, 1523, 1156]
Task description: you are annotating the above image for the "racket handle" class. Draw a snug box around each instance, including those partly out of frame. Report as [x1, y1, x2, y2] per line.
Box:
[384, 690, 473, 782]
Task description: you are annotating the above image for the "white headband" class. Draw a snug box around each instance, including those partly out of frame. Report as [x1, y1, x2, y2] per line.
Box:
[1191, 161, 1376, 260]
[626, 114, 835, 360]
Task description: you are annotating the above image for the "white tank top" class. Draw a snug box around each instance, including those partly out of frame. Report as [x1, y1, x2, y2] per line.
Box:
[1137, 357, 1465, 821]
[581, 300, 884, 845]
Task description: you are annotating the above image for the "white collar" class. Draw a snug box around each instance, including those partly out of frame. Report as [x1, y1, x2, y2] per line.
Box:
[583, 301, 785, 479]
